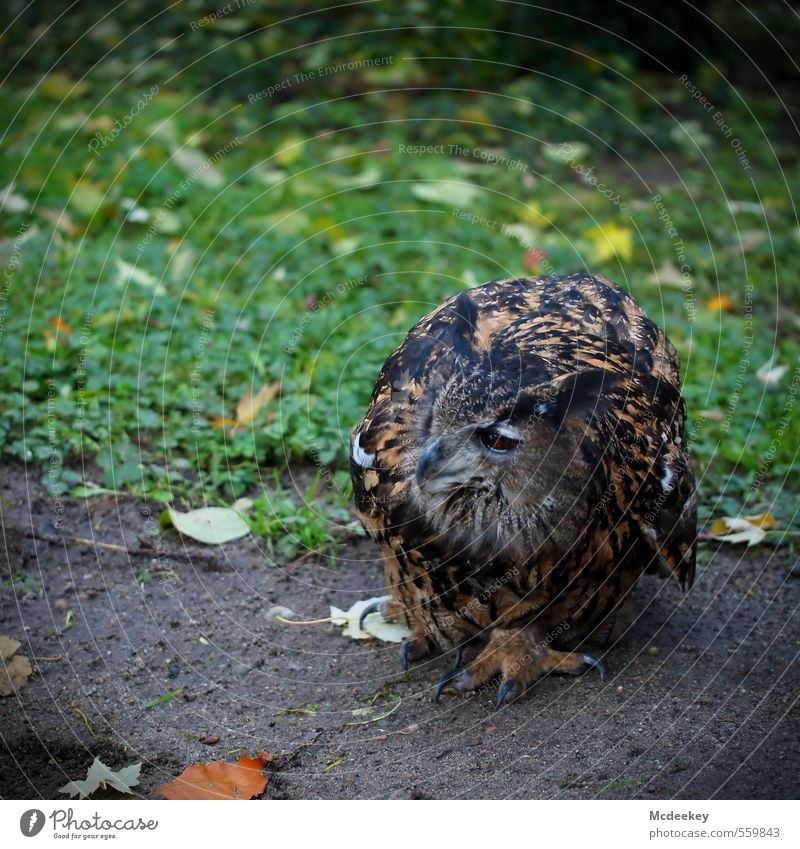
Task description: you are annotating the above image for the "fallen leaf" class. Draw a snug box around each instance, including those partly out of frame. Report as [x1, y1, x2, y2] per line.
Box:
[171, 146, 225, 188]
[756, 358, 788, 386]
[236, 382, 280, 426]
[115, 258, 166, 295]
[584, 222, 632, 262]
[543, 141, 589, 163]
[709, 512, 778, 546]
[523, 249, 547, 271]
[331, 166, 382, 189]
[743, 512, 779, 530]
[0, 654, 33, 696]
[0, 636, 21, 659]
[38, 72, 88, 100]
[59, 758, 141, 798]
[69, 180, 106, 219]
[157, 752, 270, 800]
[50, 316, 74, 335]
[38, 207, 77, 235]
[163, 506, 251, 545]
[0, 182, 29, 213]
[232, 496, 254, 514]
[330, 596, 412, 643]
[0, 636, 33, 697]
[411, 181, 481, 207]
[210, 416, 237, 430]
[645, 261, 691, 289]
[705, 294, 735, 312]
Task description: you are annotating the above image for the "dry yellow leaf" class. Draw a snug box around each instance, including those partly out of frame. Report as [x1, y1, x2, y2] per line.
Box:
[709, 512, 778, 546]
[235, 382, 280, 426]
[744, 512, 778, 529]
[705, 294, 735, 312]
[709, 517, 733, 536]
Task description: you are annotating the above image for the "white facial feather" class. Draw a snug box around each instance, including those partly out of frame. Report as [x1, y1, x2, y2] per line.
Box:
[352, 433, 376, 468]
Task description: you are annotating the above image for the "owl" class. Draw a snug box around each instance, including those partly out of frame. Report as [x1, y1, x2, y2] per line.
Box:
[350, 274, 696, 706]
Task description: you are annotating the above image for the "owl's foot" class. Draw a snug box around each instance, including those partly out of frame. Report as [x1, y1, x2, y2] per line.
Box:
[358, 596, 407, 630]
[401, 627, 436, 670]
[443, 628, 606, 707]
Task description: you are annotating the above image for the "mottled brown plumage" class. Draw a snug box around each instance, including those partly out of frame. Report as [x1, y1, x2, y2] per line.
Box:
[351, 274, 696, 705]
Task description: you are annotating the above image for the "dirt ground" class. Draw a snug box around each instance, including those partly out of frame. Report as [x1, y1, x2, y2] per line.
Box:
[1, 463, 798, 800]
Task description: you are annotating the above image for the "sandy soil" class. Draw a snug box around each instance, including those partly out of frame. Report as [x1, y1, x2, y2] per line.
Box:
[1, 464, 798, 800]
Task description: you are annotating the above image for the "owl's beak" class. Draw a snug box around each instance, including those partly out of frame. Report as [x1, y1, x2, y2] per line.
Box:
[416, 437, 443, 485]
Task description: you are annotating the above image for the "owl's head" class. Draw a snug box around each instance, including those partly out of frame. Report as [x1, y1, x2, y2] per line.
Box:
[410, 367, 621, 556]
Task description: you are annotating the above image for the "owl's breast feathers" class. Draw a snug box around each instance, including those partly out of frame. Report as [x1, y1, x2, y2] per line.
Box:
[351, 274, 696, 605]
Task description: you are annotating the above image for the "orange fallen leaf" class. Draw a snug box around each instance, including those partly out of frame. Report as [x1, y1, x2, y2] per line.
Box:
[50, 316, 74, 335]
[210, 416, 237, 430]
[523, 249, 546, 271]
[235, 382, 280, 426]
[705, 294, 735, 313]
[156, 752, 271, 800]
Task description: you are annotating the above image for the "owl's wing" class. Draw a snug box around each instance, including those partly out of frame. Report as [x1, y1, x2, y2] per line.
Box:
[635, 393, 697, 590]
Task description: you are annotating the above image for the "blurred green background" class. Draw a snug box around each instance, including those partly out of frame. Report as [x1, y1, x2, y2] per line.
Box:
[1, 0, 798, 544]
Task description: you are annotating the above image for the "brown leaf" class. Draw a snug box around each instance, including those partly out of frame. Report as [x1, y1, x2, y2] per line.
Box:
[0, 635, 21, 660]
[50, 316, 75, 335]
[1, 654, 33, 696]
[235, 382, 280, 426]
[705, 295, 735, 313]
[156, 752, 271, 800]
[210, 416, 237, 430]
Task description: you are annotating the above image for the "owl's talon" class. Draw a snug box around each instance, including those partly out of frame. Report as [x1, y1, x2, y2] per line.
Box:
[433, 647, 468, 702]
[582, 653, 607, 682]
[401, 638, 413, 671]
[358, 600, 384, 631]
[495, 679, 518, 709]
[434, 666, 464, 702]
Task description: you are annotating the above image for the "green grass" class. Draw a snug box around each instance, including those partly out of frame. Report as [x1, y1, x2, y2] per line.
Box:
[1, 64, 798, 539]
[246, 472, 344, 561]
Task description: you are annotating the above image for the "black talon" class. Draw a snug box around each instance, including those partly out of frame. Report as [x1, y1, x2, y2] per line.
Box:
[582, 653, 607, 682]
[433, 647, 467, 702]
[495, 679, 518, 709]
[358, 600, 383, 631]
[434, 666, 464, 702]
[401, 638, 413, 671]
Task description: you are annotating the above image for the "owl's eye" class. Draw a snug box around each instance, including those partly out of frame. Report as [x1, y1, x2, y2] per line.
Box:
[479, 429, 521, 453]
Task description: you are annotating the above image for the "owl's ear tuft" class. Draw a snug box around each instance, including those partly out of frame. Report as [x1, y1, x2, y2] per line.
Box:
[511, 369, 623, 425]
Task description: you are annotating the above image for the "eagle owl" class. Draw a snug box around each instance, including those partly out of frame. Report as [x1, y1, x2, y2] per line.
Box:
[350, 274, 696, 706]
